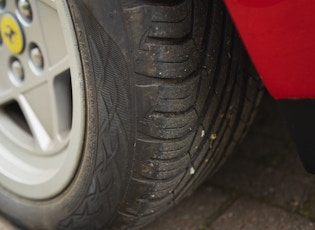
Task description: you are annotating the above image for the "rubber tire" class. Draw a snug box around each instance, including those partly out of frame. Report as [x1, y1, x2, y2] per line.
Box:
[0, 0, 263, 229]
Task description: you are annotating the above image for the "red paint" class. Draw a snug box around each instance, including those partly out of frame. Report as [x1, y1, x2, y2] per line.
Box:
[224, 0, 315, 99]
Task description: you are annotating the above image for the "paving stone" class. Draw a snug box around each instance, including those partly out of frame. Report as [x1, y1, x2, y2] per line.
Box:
[143, 185, 229, 230]
[300, 193, 315, 220]
[209, 198, 315, 230]
[208, 155, 315, 212]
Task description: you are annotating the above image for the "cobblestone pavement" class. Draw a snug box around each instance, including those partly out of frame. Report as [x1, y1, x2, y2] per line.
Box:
[1, 94, 315, 230]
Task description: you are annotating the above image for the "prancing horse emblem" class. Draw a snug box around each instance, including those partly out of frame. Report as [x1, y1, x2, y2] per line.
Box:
[4, 25, 16, 44]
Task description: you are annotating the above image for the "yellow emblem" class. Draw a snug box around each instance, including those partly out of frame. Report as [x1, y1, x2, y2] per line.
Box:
[0, 14, 24, 54]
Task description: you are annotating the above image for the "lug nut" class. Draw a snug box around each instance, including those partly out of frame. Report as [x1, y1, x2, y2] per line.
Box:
[17, 0, 32, 21]
[10, 59, 24, 84]
[30, 46, 44, 69]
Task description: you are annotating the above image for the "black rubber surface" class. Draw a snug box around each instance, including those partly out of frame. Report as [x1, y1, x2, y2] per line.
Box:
[0, 0, 264, 229]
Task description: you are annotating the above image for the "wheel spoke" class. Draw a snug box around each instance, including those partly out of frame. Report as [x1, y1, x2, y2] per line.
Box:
[0, 49, 13, 92]
[37, 2, 67, 67]
[24, 83, 56, 137]
[37, 0, 56, 9]
[0, 90, 15, 106]
[48, 56, 70, 80]
[17, 92, 51, 151]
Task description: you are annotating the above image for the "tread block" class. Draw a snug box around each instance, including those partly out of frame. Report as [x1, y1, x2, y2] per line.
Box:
[136, 75, 200, 117]
[139, 109, 198, 139]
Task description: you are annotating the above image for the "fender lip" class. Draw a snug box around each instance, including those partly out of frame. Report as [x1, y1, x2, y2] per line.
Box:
[224, 0, 315, 99]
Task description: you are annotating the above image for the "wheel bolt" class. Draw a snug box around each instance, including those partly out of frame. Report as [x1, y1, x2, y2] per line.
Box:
[30, 46, 44, 69]
[17, 0, 32, 21]
[10, 59, 24, 84]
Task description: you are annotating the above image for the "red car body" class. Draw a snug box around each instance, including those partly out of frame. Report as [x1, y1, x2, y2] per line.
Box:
[224, 0, 315, 173]
[224, 0, 315, 99]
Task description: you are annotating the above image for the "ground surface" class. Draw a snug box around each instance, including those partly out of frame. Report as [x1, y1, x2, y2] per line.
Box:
[1, 94, 315, 230]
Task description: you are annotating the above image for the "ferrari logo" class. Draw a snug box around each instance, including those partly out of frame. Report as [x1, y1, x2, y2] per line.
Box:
[4, 25, 16, 43]
[0, 14, 24, 54]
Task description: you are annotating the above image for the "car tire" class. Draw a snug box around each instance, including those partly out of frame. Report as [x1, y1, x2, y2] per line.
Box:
[0, 0, 263, 229]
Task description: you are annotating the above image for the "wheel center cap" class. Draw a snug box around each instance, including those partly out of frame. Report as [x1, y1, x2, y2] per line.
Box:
[0, 14, 24, 54]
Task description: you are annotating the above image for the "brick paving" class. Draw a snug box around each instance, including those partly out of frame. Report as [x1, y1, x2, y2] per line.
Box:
[2, 94, 315, 229]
